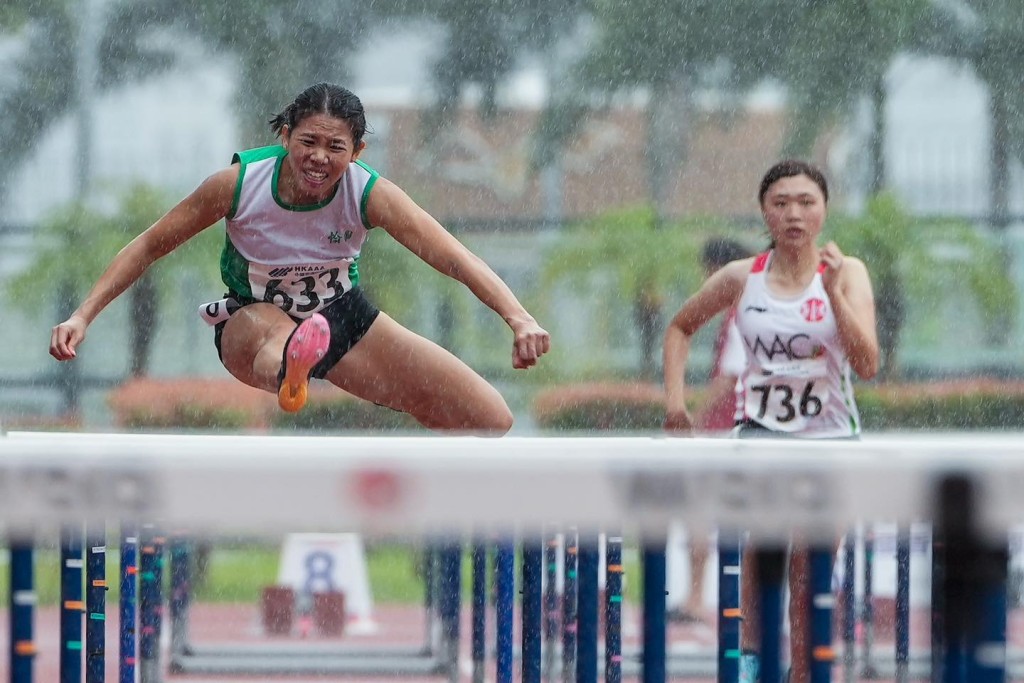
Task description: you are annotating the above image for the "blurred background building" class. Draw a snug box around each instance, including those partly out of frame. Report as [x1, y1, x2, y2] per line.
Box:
[1, 0, 1022, 430]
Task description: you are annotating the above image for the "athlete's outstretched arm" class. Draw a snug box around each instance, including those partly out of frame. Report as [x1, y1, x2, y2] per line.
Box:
[663, 260, 747, 433]
[820, 242, 879, 379]
[49, 166, 237, 361]
[366, 178, 550, 369]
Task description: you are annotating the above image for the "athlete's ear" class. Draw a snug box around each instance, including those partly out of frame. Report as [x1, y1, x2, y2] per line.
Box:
[280, 124, 292, 149]
[353, 140, 366, 160]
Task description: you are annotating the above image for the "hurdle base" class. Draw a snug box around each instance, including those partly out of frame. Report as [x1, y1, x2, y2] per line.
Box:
[169, 652, 449, 677]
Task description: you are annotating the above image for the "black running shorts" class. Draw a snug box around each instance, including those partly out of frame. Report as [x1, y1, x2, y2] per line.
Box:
[214, 287, 381, 378]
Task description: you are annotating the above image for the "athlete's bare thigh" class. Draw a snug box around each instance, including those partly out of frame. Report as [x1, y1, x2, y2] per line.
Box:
[323, 313, 513, 434]
[219, 303, 296, 392]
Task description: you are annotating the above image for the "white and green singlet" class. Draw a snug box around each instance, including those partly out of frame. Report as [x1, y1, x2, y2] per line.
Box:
[200, 145, 379, 323]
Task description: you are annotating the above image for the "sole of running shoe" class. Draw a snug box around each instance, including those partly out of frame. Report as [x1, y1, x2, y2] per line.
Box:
[277, 314, 331, 413]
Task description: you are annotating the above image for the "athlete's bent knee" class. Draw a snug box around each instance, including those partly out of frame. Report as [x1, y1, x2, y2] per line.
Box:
[483, 405, 514, 436]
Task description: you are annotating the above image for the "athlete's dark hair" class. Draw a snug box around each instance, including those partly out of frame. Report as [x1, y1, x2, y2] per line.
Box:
[701, 237, 751, 270]
[269, 83, 369, 146]
[757, 159, 829, 205]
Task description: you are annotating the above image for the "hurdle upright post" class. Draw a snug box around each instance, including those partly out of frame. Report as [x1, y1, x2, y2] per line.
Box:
[138, 523, 164, 683]
[576, 531, 601, 683]
[470, 537, 487, 683]
[895, 526, 911, 683]
[9, 536, 35, 683]
[85, 521, 106, 683]
[718, 532, 742, 683]
[60, 524, 84, 683]
[757, 547, 787, 683]
[543, 529, 560, 682]
[120, 522, 138, 683]
[809, 546, 835, 683]
[604, 531, 623, 683]
[436, 539, 462, 683]
[641, 539, 667, 683]
[167, 534, 190, 660]
[495, 537, 516, 683]
[840, 530, 856, 683]
[562, 528, 578, 683]
[522, 535, 544, 683]
[863, 526, 878, 679]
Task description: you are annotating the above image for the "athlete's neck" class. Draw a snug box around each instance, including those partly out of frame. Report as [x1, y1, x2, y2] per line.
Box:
[768, 245, 820, 286]
[277, 163, 334, 206]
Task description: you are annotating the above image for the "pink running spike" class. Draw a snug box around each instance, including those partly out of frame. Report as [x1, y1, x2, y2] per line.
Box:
[278, 314, 330, 413]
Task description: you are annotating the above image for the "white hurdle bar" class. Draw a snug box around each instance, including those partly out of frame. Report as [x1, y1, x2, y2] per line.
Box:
[2, 432, 1024, 540]
[3, 431, 1024, 683]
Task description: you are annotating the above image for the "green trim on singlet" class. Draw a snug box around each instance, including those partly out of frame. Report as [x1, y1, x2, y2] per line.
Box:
[227, 146, 285, 219]
[349, 256, 360, 288]
[219, 235, 253, 298]
[354, 159, 380, 229]
[271, 153, 339, 212]
[841, 372, 860, 435]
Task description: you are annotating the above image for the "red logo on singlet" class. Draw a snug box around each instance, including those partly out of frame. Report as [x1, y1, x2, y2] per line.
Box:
[801, 298, 826, 322]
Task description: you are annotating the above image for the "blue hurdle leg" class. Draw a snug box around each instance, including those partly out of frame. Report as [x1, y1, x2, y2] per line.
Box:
[718, 532, 742, 683]
[895, 527, 911, 683]
[841, 531, 855, 683]
[120, 524, 138, 683]
[139, 523, 163, 683]
[423, 542, 437, 654]
[437, 540, 462, 683]
[809, 547, 835, 683]
[965, 545, 1008, 683]
[605, 532, 623, 683]
[523, 537, 544, 683]
[168, 534, 192, 661]
[576, 533, 600, 683]
[471, 538, 487, 683]
[60, 525, 84, 683]
[937, 475, 974, 683]
[641, 540, 666, 683]
[10, 538, 36, 683]
[495, 538, 515, 683]
[85, 522, 106, 683]
[863, 527, 878, 679]
[544, 530, 560, 682]
[757, 547, 786, 683]
[562, 528, 578, 683]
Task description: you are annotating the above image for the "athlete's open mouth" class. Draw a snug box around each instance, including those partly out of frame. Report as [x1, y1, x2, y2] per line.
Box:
[303, 168, 328, 185]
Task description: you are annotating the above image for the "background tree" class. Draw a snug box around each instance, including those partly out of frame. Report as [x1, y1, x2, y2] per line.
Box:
[761, 0, 930, 379]
[913, 0, 1024, 230]
[829, 194, 1016, 378]
[5, 184, 221, 377]
[532, 0, 785, 374]
[379, 0, 589, 134]
[0, 0, 176, 212]
[540, 205, 738, 378]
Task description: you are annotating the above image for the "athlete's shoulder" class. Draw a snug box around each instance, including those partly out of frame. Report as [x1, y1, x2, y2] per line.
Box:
[719, 256, 759, 284]
[198, 164, 240, 196]
[231, 145, 286, 166]
[842, 255, 869, 271]
[352, 158, 380, 179]
[840, 255, 872, 283]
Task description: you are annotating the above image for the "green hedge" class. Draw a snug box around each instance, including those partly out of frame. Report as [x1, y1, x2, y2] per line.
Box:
[534, 381, 1024, 432]
[271, 396, 421, 433]
[108, 378, 421, 432]
[121, 404, 252, 430]
[855, 382, 1024, 430]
